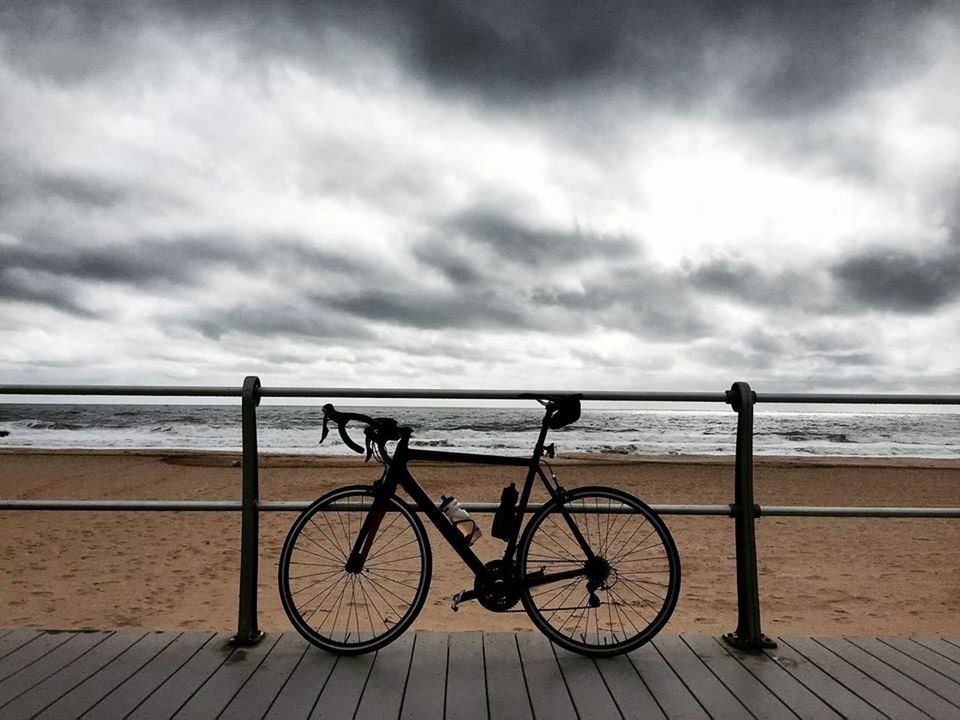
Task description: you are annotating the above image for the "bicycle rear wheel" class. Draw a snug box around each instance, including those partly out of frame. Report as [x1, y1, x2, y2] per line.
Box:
[518, 486, 680, 657]
[278, 485, 431, 654]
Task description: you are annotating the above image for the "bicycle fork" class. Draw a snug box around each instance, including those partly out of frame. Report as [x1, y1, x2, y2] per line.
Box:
[344, 487, 391, 573]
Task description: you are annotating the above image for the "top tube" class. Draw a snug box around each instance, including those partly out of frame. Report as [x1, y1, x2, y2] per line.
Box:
[405, 448, 533, 467]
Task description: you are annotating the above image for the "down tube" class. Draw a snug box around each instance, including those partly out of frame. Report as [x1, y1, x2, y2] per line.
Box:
[398, 468, 490, 578]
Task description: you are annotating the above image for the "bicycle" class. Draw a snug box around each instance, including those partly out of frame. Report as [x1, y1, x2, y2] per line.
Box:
[278, 395, 681, 658]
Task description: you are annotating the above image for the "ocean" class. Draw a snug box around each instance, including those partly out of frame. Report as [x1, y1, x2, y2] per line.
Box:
[1, 403, 959, 458]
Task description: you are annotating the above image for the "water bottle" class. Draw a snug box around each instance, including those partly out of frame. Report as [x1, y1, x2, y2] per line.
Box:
[439, 496, 482, 546]
[491, 483, 518, 541]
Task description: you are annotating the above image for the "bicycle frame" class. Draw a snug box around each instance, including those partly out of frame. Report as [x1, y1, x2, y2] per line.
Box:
[346, 407, 594, 594]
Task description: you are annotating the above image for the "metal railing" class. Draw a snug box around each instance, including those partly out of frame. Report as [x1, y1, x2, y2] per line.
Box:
[2, 378, 959, 651]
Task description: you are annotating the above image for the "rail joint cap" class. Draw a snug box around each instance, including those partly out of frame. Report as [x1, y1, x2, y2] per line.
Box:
[242, 376, 262, 407]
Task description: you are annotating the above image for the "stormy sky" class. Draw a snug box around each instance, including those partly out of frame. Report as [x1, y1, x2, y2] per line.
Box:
[1, 1, 959, 394]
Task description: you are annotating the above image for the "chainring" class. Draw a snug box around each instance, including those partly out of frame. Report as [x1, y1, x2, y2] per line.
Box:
[475, 559, 521, 612]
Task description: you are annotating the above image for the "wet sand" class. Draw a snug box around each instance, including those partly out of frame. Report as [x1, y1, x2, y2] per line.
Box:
[1, 449, 958, 637]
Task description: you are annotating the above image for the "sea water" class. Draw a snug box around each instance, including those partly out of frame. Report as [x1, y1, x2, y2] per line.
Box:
[1, 403, 959, 458]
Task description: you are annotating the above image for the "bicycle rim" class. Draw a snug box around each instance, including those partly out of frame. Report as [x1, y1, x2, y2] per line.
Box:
[278, 485, 431, 654]
[518, 486, 680, 657]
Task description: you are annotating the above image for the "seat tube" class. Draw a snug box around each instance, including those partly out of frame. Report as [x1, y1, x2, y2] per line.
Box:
[505, 410, 555, 558]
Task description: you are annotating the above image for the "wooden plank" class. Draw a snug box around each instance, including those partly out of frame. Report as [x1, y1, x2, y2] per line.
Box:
[0, 631, 110, 708]
[682, 635, 796, 719]
[914, 637, 960, 665]
[310, 650, 375, 720]
[627, 643, 707, 720]
[355, 634, 415, 720]
[480, 634, 532, 720]
[445, 631, 487, 720]
[818, 637, 959, 720]
[172, 633, 281, 718]
[263, 645, 337, 720]
[594, 652, 665, 720]
[515, 633, 576, 720]
[0, 632, 73, 683]
[764, 639, 883, 720]
[126, 631, 235, 720]
[654, 635, 751, 719]
[1, 631, 143, 720]
[0, 630, 43, 661]
[884, 638, 960, 682]
[399, 632, 446, 720]
[219, 633, 309, 720]
[36, 631, 177, 720]
[782, 637, 923, 719]
[81, 631, 215, 720]
[553, 645, 622, 720]
[852, 638, 960, 708]
[719, 639, 841, 720]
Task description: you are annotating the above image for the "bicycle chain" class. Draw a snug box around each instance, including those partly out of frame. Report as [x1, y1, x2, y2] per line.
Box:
[456, 558, 612, 613]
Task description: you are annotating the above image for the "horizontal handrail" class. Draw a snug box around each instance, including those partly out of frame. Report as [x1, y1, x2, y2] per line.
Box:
[756, 393, 960, 405]
[0, 385, 240, 397]
[3, 384, 960, 404]
[3, 499, 959, 518]
[0, 500, 242, 511]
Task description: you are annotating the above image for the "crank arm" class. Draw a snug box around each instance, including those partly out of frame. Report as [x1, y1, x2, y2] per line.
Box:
[451, 588, 481, 612]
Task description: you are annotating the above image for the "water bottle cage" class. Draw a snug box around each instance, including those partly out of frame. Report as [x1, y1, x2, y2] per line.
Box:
[451, 518, 481, 545]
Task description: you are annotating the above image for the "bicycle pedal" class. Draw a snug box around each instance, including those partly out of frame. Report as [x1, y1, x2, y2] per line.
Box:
[451, 591, 464, 612]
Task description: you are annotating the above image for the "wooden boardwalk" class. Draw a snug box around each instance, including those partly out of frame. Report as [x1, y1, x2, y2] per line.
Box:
[2, 629, 960, 719]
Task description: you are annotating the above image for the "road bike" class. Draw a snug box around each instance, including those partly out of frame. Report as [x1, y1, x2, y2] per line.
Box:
[278, 395, 681, 657]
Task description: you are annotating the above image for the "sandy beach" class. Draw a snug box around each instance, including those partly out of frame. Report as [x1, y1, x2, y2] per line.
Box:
[1, 449, 958, 638]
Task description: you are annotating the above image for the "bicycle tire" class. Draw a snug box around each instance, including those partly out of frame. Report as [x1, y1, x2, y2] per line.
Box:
[278, 485, 432, 655]
[518, 486, 680, 657]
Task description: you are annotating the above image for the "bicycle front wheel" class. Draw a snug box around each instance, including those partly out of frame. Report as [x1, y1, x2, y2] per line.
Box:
[518, 486, 680, 657]
[278, 485, 431, 655]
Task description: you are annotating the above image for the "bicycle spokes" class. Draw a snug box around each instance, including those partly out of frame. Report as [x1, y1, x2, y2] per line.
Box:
[520, 488, 681, 655]
[279, 487, 431, 654]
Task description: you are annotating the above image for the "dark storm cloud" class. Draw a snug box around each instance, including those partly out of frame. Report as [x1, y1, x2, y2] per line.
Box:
[330, 288, 530, 331]
[0, 268, 97, 317]
[528, 266, 711, 339]
[1, 236, 359, 287]
[740, 330, 883, 371]
[831, 245, 960, 312]
[3, 1, 950, 116]
[686, 256, 825, 307]
[0, 0, 143, 84]
[185, 301, 372, 343]
[0, 236, 362, 315]
[409, 208, 711, 338]
[415, 208, 637, 279]
[397, 1, 939, 114]
[34, 174, 129, 208]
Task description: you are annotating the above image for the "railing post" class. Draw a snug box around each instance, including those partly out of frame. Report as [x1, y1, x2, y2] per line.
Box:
[232, 375, 265, 646]
[723, 381, 775, 651]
